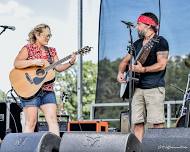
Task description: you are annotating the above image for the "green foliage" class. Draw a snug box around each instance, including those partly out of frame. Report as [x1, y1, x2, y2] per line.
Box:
[96, 58, 123, 103]
[0, 89, 6, 102]
[55, 61, 97, 120]
[82, 61, 97, 119]
[165, 55, 190, 101]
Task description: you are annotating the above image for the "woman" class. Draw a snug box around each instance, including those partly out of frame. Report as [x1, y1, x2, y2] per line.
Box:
[14, 24, 76, 136]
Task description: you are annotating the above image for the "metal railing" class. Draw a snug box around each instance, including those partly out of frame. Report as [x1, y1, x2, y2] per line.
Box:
[90, 100, 183, 128]
[0, 98, 184, 128]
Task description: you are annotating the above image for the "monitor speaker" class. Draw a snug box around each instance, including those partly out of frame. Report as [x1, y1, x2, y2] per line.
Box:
[0, 132, 61, 152]
[142, 128, 190, 152]
[59, 132, 142, 152]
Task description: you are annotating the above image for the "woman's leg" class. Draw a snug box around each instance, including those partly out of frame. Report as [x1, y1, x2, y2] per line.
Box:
[23, 106, 38, 133]
[40, 103, 59, 136]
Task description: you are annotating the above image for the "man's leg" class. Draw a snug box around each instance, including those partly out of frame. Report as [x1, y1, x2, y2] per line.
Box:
[133, 123, 144, 142]
[145, 87, 165, 127]
[132, 88, 146, 142]
[153, 123, 164, 128]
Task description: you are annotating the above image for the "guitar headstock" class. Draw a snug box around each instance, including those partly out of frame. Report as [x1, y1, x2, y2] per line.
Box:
[78, 46, 92, 55]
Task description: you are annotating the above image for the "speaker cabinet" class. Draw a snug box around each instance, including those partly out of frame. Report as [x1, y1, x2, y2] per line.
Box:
[0, 102, 22, 140]
[37, 121, 68, 132]
[142, 128, 190, 152]
[0, 132, 61, 152]
[68, 121, 108, 132]
[59, 132, 142, 152]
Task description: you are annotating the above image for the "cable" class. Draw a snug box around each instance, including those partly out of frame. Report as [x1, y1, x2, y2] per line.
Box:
[10, 89, 22, 109]
[4, 89, 21, 134]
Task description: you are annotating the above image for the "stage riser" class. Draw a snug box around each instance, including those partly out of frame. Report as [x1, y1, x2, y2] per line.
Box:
[142, 128, 190, 152]
[59, 132, 142, 152]
[0, 132, 61, 152]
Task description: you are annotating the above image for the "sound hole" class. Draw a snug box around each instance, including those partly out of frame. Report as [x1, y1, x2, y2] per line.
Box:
[36, 69, 45, 76]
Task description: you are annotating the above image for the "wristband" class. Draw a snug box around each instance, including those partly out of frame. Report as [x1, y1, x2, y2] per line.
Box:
[69, 61, 74, 65]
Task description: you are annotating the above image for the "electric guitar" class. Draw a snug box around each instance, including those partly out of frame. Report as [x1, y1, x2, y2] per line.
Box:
[120, 37, 159, 99]
[9, 46, 92, 99]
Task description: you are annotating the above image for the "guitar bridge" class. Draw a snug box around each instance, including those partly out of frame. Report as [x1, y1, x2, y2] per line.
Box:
[25, 73, 33, 84]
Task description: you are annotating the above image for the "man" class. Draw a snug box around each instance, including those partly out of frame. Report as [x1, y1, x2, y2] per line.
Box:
[117, 12, 169, 142]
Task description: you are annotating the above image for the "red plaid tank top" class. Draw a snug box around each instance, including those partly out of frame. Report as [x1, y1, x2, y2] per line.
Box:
[25, 43, 57, 91]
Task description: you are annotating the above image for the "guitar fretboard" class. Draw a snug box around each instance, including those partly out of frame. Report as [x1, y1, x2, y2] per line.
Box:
[44, 51, 80, 72]
[132, 36, 159, 65]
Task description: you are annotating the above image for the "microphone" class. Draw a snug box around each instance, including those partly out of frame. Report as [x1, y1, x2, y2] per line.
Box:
[121, 20, 135, 28]
[0, 25, 16, 31]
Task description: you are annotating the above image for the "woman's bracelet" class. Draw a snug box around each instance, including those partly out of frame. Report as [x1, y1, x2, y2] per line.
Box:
[69, 61, 74, 65]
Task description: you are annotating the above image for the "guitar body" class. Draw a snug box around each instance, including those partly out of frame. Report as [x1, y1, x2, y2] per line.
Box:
[120, 70, 139, 99]
[9, 60, 55, 99]
[176, 114, 190, 127]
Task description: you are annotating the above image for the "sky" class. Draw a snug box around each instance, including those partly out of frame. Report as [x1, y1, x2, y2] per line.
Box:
[0, 0, 100, 92]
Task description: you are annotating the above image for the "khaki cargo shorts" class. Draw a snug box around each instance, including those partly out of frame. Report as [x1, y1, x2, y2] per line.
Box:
[132, 87, 165, 124]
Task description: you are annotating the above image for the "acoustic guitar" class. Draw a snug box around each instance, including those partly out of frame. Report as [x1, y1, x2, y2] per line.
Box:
[9, 46, 92, 99]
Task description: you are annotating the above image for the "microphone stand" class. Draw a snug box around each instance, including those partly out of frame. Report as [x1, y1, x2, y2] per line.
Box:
[126, 24, 136, 129]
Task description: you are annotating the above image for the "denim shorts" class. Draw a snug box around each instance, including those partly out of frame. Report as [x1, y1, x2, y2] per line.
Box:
[20, 90, 57, 108]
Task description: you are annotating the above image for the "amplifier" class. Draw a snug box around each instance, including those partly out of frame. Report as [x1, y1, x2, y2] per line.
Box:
[68, 120, 108, 132]
[37, 121, 68, 132]
[120, 111, 130, 133]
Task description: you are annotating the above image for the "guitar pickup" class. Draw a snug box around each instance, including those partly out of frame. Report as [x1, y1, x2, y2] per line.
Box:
[25, 73, 33, 84]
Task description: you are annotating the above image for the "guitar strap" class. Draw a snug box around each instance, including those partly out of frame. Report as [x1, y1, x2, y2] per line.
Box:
[42, 46, 55, 87]
[135, 35, 159, 65]
[44, 46, 53, 64]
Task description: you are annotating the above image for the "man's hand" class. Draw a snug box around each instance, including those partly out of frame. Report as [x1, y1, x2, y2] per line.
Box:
[130, 61, 145, 73]
[117, 72, 126, 83]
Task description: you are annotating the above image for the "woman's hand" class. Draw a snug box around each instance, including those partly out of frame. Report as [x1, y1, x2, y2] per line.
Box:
[69, 53, 76, 65]
[32, 59, 45, 66]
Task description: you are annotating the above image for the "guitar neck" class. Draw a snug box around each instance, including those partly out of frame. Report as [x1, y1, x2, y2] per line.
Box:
[45, 51, 78, 72]
[132, 36, 158, 65]
[133, 47, 144, 64]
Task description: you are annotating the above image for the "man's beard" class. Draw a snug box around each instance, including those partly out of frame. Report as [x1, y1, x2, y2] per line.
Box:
[138, 30, 145, 39]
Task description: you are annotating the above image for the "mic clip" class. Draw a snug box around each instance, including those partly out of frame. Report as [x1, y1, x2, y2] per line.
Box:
[121, 20, 135, 28]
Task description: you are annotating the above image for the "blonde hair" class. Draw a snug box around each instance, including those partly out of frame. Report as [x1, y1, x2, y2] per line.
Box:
[28, 24, 50, 43]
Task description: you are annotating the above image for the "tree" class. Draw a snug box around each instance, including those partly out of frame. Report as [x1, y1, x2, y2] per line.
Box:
[54, 61, 97, 120]
[0, 89, 6, 102]
[165, 55, 190, 101]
